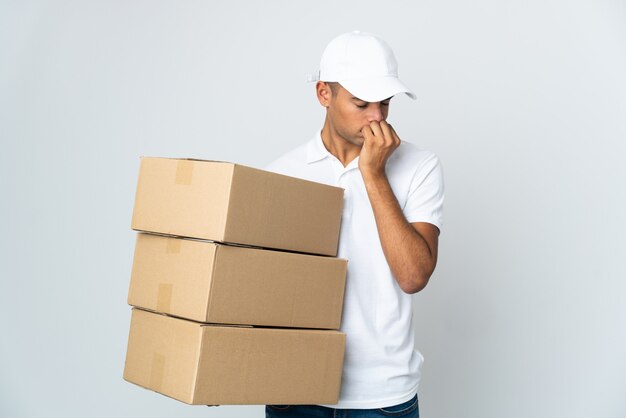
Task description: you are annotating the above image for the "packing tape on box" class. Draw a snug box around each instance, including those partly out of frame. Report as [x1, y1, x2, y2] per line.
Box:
[166, 238, 181, 254]
[157, 283, 173, 312]
[175, 160, 194, 185]
[150, 352, 166, 392]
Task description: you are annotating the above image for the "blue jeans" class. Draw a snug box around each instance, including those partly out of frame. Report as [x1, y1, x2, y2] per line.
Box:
[265, 394, 419, 418]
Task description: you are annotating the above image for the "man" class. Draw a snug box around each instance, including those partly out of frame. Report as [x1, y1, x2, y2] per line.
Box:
[264, 30, 444, 418]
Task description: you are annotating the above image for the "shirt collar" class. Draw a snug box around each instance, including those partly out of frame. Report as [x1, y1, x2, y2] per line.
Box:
[306, 131, 332, 164]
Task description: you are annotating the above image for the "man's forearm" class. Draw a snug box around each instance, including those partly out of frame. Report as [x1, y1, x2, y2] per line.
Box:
[362, 171, 438, 294]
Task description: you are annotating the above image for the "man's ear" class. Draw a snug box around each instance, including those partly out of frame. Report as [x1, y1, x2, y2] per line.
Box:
[316, 81, 332, 108]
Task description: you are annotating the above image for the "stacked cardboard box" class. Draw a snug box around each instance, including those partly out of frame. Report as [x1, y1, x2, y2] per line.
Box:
[123, 157, 348, 405]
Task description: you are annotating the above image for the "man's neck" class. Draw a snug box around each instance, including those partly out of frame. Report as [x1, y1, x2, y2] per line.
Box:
[320, 124, 361, 168]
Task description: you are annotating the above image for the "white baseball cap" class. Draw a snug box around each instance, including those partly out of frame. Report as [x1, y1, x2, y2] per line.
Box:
[308, 30, 416, 103]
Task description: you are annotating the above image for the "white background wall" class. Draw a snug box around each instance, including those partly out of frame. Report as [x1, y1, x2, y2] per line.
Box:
[1, 1, 625, 417]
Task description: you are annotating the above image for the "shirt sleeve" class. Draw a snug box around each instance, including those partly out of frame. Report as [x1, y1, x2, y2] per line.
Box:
[402, 153, 444, 231]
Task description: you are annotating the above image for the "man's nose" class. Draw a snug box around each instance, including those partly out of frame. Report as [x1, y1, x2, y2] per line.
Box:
[366, 104, 384, 122]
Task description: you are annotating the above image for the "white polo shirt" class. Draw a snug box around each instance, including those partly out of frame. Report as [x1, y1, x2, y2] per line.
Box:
[265, 131, 444, 409]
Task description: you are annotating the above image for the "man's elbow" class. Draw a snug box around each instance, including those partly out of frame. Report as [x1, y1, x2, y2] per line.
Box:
[399, 272, 431, 294]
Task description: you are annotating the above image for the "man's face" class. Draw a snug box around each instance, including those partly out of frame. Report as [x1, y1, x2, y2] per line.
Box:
[321, 83, 391, 147]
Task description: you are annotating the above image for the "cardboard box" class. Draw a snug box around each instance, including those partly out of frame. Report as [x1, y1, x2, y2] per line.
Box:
[128, 233, 347, 329]
[131, 157, 344, 256]
[123, 308, 345, 405]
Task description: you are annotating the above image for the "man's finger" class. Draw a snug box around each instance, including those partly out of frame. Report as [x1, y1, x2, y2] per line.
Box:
[361, 125, 374, 142]
[369, 121, 383, 139]
[379, 121, 394, 144]
[386, 123, 402, 146]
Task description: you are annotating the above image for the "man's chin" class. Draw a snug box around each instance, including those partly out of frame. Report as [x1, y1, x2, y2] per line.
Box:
[339, 133, 364, 147]
[352, 136, 365, 147]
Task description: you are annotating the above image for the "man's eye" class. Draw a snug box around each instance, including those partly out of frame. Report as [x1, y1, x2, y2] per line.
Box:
[356, 103, 368, 108]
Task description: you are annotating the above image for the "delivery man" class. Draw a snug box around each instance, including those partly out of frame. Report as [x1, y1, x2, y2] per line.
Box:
[264, 30, 444, 418]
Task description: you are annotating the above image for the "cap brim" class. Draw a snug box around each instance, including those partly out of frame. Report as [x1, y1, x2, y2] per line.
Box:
[339, 76, 416, 102]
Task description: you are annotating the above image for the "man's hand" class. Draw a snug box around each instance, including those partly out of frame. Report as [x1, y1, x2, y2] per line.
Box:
[359, 121, 401, 178]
